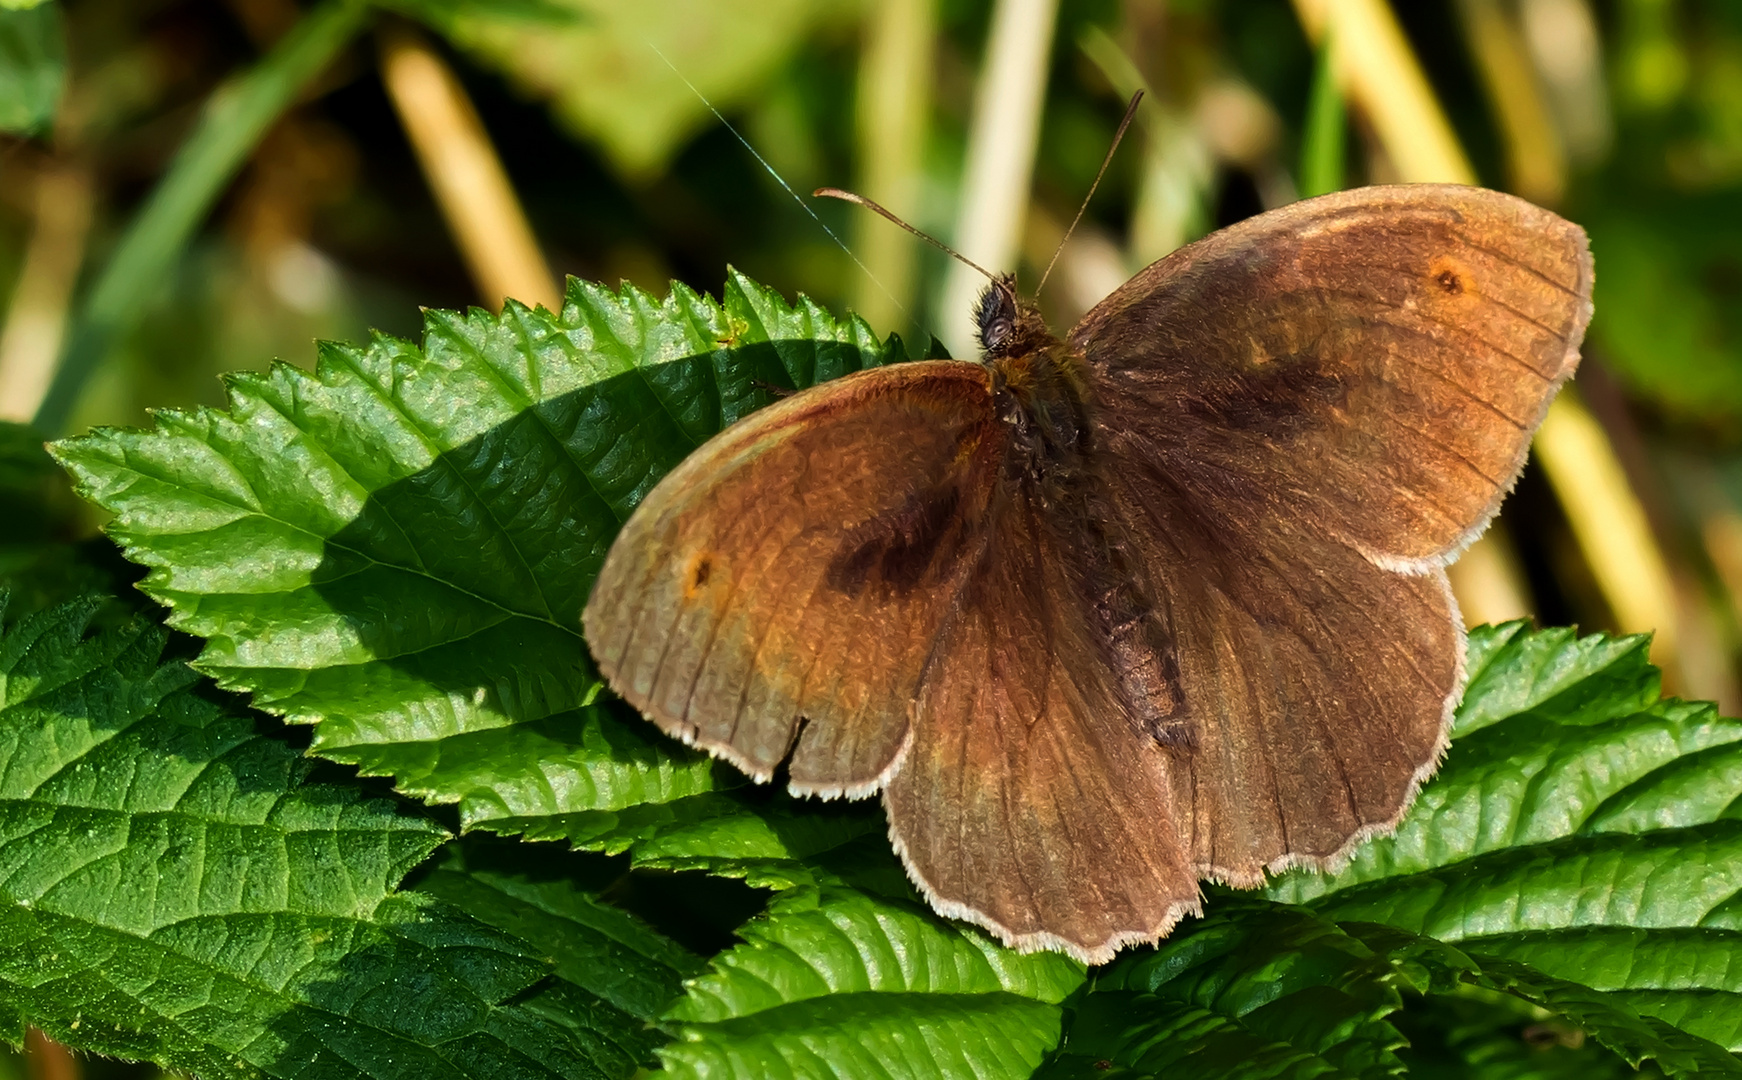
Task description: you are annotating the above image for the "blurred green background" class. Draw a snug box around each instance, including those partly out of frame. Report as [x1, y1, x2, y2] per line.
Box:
[2, 0, 1742, 1071]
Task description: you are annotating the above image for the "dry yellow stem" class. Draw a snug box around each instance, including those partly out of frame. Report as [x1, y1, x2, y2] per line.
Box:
[378, 26, 559, 312]
[852, 0, 937, 340]
[1535, 394, 1679, 664]
[1290, 0, 1476, 185]
[1703, 511, 1742, 624]
[1457, 0, 1567, 206]
[0, 162, 94, 423]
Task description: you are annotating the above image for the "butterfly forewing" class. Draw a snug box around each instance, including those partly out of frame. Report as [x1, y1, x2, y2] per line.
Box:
[1073, 184, 1592, 569]
[584, 360, 1003, 792]
[1074, 184, 1587, 881]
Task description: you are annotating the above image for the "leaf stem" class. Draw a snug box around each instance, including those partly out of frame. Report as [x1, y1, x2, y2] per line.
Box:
[31, 0, 370, 437]
[938, 0, 1059, 359]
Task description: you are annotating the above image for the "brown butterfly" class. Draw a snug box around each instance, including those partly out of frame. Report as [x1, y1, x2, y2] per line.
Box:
[582, 182, 1592, 964]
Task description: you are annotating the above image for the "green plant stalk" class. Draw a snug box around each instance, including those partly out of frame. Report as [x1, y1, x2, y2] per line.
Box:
[1299, 33, 1346, 198]
[31, 0, 370, 436]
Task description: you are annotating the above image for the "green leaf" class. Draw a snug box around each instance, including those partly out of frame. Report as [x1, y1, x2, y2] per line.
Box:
[660, 878, 1086, 1080]
[1453, 622, 1660, 736]
[0, 2, 62, 135]
[442, 0, 846, 177]
[1041, 904, 1407, 1080]
[52, 272, 905, 847]
[410, 834, 703, 1022]
[0, 598, 658, 1078]
[1267, 623, 1742, 1065]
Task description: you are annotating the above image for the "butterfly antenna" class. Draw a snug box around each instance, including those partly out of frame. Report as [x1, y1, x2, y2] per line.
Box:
[814, 188, 998, 283]
[1036, 90, 1144, 296]
[645, 41, 905, 315]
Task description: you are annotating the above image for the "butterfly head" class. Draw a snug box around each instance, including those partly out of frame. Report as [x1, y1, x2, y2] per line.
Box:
[975, 275, 1050, 360]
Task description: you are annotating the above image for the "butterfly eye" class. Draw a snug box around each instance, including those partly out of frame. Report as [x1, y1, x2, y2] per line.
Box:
[975, 284, 1018, 353]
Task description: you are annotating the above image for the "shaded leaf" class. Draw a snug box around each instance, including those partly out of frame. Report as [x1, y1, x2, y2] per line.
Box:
[1391, 986, 1648, 1080]
[411, 834, 703, 1022]
[1346, 923, 1738, 1077]
[1041, 904, 1407, 1080]
[0, 422, 128, 613]
[0, 598, 658, 1079]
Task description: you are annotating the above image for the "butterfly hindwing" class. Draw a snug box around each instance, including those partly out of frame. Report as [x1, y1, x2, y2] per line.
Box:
[885, 488, 1200, 963]
[1107, 479, 1463, 882]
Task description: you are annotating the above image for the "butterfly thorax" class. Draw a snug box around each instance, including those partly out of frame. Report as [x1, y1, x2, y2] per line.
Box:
[976, 280, 1093, 496]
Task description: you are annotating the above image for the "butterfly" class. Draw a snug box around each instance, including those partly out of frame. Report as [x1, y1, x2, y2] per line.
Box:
[582, 183, 1592, 964]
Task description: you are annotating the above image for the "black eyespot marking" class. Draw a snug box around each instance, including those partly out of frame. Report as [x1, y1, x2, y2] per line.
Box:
[1436, 269, 1463, 294]
[692, 557, 712, 588]
[828, 485, 967, 596]
[1181, 353, 1346, 435]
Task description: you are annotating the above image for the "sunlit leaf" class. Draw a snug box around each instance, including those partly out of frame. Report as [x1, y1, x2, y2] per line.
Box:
[0, 2, 62, 134]
[661, 877, 1086, 1080]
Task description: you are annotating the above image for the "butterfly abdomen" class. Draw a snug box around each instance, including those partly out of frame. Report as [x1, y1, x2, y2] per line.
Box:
[1086, 541, 1192, 747]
